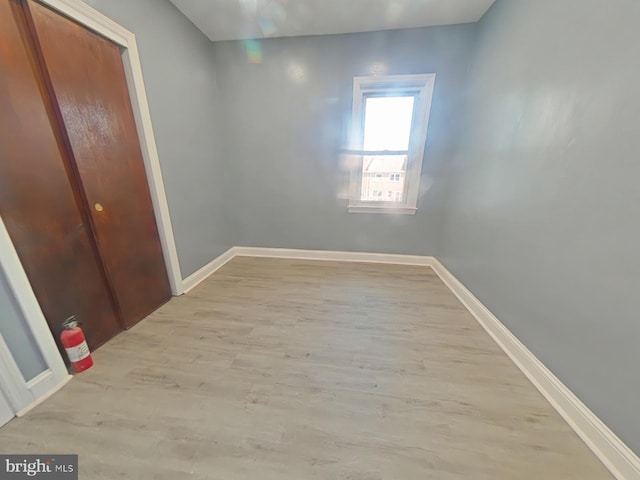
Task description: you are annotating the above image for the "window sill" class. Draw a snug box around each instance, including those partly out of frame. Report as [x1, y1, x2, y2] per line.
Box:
[348, 205, 417, 215]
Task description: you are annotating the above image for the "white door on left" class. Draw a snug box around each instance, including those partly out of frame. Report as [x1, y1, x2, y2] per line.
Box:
[0, 388, 13, 427]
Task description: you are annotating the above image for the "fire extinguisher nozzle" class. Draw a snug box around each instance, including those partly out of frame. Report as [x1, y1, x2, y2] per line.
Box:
[62, 315, 79, 329]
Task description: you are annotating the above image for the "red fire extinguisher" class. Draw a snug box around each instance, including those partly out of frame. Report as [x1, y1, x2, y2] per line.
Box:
[60, 316, 93, 373]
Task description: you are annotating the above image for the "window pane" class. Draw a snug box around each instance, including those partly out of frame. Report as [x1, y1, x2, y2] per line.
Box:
[360, 155, 407, 202]
[363, 96, 414, 151]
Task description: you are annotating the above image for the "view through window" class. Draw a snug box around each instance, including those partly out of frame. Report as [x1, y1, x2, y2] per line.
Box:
[360, 96, 414, 202]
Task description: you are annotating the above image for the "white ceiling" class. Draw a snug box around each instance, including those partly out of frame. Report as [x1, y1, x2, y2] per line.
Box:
[169, 0, 495, 42]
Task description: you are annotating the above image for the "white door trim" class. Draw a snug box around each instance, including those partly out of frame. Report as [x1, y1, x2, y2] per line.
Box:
[0, 388, 13, 427]
[37, 0, 183, 295]
[0, 333, 31, 411]
[0, 218, 71, 416]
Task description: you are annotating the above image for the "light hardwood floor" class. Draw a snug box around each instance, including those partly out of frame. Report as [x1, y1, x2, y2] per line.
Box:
[0, 257, 612, 479]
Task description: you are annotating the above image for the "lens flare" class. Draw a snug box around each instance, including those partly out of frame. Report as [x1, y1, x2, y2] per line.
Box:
[287, 62, 306, 83]
[244, 39, 263, 64]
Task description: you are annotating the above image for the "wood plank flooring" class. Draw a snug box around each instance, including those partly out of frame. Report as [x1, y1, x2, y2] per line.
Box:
[0, 257, 613, 479]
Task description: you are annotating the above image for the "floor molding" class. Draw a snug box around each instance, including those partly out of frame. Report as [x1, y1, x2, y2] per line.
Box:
[232, 246, 435, 266]
[181, 247, 237, 294]
[180, 246, 639, 479]
[429, 258, 640, 480]
[180, 247, 435, 294]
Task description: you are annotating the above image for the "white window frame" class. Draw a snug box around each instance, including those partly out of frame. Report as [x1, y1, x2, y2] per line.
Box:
[389, 173, 401, 182]
[347, 74, 436, 215]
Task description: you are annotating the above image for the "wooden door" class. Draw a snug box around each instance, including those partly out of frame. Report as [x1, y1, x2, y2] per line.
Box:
[0, 0, 122, 351]
[26, 1, 172, 327]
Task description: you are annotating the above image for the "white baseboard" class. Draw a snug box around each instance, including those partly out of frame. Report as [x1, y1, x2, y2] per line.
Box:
[181, 247, 237, 294]
[180, 247, 434, 294]
[181, 246, 639, 479]
[17, 374, 72, 417]
[232, 246, 435, 266]
[429, 258, 640, 480]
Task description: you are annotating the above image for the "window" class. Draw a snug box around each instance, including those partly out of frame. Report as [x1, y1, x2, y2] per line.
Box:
[347, 74, 435, 214]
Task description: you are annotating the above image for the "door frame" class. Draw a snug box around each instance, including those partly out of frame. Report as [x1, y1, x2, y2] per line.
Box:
[0, 218, 71, 416]
[0, 0, 183, 414]
[36, 0, 183, 295]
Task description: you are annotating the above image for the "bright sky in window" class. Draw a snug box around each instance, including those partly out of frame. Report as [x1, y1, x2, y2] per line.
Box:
[363, 96, 415, 151]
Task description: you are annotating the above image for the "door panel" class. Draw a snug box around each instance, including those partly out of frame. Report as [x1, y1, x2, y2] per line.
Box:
[0, 0, 122, 351]
[26, 1, 172, 327]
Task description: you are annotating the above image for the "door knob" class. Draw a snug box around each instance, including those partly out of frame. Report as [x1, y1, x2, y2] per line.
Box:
[94, 203, 104, 212]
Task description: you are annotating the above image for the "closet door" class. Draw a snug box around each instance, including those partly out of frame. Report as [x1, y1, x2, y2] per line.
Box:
[26, 1, 172, 327]
[0, 0, 121, 351]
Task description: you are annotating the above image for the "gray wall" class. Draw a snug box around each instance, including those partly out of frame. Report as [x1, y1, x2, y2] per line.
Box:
[212, 25, 477, 254]
[0, 268, 46, 382]
[439, 0, 640, 453]
[84, 0, 233, 277]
